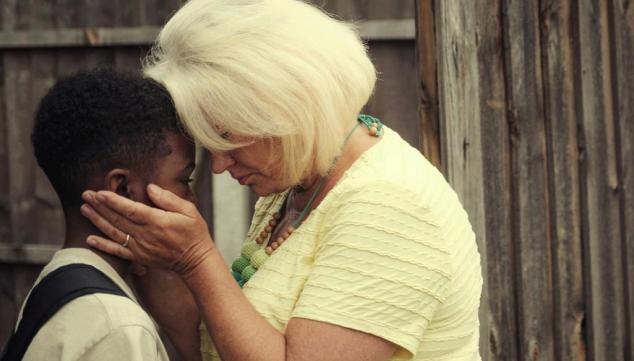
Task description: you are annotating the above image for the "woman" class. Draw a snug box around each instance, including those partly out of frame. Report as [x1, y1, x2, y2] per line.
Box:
[80, 0, 483, 360]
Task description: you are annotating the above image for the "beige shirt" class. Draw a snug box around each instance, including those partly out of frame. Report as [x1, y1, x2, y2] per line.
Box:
[17, 248, 169, 361]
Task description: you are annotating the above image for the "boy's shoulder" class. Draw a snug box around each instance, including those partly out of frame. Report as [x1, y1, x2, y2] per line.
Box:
[18, 248, 167, 360]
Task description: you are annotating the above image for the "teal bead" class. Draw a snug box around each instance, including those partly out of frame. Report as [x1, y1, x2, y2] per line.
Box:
[232, 270, 243, 283]
[231, 256, 250, 273]
[357, 114, 384, 137]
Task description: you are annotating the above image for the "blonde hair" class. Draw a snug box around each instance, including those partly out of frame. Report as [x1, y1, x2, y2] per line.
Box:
[143, 0, 376, 186]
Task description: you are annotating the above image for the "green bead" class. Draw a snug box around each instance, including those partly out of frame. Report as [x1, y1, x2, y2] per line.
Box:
[231, 256, 250, 273]
[241, 242, 260, 259]
[241, 265, 257, 281]
[250, 249, 269, 269]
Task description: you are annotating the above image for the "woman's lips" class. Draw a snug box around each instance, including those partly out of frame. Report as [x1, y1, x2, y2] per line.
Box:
[237, 174, 251, 185]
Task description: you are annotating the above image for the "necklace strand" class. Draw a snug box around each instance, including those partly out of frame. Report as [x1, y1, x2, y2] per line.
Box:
[231, 115, 383, 287]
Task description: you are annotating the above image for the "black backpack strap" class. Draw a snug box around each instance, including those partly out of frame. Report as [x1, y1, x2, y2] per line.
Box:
[0, 263, 130, 361]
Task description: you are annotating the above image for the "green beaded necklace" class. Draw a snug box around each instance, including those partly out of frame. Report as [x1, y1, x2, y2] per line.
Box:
[231, 114, 383, 287]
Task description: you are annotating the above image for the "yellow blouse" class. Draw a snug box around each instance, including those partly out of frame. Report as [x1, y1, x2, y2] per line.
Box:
[202, 127, 482, 361]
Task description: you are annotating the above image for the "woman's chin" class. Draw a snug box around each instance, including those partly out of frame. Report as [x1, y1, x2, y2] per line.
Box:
[248, 183, 286, 197]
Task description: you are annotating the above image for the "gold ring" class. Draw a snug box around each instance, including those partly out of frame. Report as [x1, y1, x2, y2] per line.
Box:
[123, 234, 131, 248]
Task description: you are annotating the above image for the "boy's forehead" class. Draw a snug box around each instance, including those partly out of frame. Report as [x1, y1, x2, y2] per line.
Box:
[156, 132, 195, 167]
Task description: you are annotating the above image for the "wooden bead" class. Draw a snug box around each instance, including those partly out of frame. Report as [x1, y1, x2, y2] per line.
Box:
[260, 230, 268, 238]
[265, 246, 273, 255]
[286, 226, 295, 233]
[369, 128, 377, 136]
[273, 213, 281, 220]
[265, 225, 273, 233]
[256, 236, 265, 244]
[271, 241, 279, 249]
[269, 219, 277, 227]
[276, 237, 285, 244]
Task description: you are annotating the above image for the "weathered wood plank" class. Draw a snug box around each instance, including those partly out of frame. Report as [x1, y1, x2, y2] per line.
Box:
[0, 264, 42, 345]
[114, 47, 145, 72]
[113, 0, 145, 70]
[433, 1, 488, 358]
[502, 0, 555, 360]
[115, 0, 143, 27]
[0, 42, 8, 246]
[0, 265, 17, 344]
[610, 0, 634, 359]
[414, 0, 441, 170]
[14, 0, 31, 31]
[312, 0, 415, 20]
[0, 20, 416, 49]
[364, 41, 419, 149]
[55, 0, 80, 28]
[29, 0, 64, 247]
[474, 0, 517, 359]
[0, 244, 59, 264]
[5, 51, 35, 246]
[577, 0, 628, 360]
[84, 0, 115, 68]
[1, 0, 17, 31]
[55, 0, 84, 79]
[540, 1, 586, 360]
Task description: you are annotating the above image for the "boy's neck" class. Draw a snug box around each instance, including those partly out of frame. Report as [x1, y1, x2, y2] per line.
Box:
[62, 208, 130, 277]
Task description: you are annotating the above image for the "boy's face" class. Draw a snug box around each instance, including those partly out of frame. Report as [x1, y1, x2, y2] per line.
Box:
[134, 131, 197, 205]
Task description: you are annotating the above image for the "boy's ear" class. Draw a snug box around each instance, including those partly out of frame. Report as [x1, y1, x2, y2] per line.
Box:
[104, 169, 131, 198]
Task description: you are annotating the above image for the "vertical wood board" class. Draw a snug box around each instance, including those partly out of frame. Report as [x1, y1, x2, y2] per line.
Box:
[474, 0, 517, 359]
[540, 1, 586, 360]
[577, 0, 627, 359]
[502, 0, 555, 359]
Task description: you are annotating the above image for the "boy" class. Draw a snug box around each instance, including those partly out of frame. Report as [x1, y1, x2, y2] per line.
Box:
[4, 69, 197, 360]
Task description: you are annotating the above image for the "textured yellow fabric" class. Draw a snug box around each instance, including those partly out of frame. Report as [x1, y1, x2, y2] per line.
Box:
[17, 248, 169, 361]
[202, 127, 482, 361]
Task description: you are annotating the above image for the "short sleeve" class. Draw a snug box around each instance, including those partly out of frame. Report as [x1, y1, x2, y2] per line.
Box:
[79, 325, 163, 361]
[291, 181, 453, 357]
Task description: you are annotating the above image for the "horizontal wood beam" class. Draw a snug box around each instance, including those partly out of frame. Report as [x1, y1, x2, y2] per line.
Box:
[0, 20, 415, 49]
[358, 19, 415, 40]
[0, 244, 60, 264]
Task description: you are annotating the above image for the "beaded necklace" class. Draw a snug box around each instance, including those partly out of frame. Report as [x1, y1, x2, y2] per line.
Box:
[231, 114, 384, 287]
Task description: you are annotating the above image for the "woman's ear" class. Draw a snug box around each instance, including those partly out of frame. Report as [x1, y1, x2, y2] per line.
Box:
[104, 169, 131, 198]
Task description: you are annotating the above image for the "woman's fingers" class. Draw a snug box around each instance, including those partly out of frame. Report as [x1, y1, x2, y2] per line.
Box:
[147, 184, 198, 218]
[83, 190, 159, 226]
[87, 235, 135, 261]
[80, 204, 131, 244]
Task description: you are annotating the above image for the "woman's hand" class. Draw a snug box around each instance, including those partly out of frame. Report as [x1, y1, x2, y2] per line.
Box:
[80, 184, 214, 277]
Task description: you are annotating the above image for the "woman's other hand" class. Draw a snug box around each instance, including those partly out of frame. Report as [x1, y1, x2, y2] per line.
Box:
[80, 183, 214, 277]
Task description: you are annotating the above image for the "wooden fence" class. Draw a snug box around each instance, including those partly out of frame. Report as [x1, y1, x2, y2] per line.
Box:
[1, 0, 632, 360]
[417, 0, 633, 360]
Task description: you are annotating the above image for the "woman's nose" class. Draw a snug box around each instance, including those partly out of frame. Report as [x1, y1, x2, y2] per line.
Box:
[210, 152, 235, 174]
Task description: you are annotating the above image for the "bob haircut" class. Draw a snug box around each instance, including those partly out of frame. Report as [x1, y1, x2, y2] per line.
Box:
[143, 0, 377, 186]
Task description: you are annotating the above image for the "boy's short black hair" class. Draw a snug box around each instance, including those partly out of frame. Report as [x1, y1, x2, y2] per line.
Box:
[32, 69, 181, 207]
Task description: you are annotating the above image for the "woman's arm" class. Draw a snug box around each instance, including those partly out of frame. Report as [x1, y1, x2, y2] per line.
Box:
[131, 268, 201, 361]
[183, 247, 397, 361]
[81, 185, 396, 361]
